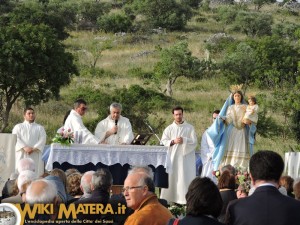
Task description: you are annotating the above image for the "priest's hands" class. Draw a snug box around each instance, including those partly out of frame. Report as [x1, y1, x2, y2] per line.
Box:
[23, 146, 34, 155]
[174, 137, 183, 144]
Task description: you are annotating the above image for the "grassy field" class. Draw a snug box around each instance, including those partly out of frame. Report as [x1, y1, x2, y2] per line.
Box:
[7, 3, 300, 157]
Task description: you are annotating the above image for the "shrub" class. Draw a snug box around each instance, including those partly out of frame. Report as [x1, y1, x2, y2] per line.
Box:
[97, 12, 133, 33]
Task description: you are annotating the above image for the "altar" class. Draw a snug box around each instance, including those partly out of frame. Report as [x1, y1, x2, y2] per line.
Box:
[45, 143, 170, 188]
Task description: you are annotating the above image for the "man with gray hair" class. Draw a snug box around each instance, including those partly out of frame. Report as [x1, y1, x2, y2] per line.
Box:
[75, 168, 112, 204]
[123, 168, 173, 225]
[26, 179, 58, 205]
[25, 179, 59, 222]
[79, 170, 95, 199]
[17, 158, 36, 174]
[95, 102, 134, 145]
[1, 170, 37, 203]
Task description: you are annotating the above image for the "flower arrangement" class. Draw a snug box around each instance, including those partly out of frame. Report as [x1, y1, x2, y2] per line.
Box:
[168, 204, 186, 218]
[52, 129, 74, 146]
[212, 170, 221, 179]
[235, 166, 250, 185]
[235, 166, 251, 194]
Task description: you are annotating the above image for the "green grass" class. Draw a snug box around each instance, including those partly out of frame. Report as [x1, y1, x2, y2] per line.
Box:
[7, 3, 300, 158]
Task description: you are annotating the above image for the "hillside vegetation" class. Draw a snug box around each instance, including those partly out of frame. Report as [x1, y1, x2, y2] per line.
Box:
[1, 0, 300, 156]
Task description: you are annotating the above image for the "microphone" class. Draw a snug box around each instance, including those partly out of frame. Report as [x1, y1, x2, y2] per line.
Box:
[114, 119, 118, 134]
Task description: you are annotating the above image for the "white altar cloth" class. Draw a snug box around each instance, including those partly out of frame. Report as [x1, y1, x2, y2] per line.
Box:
[45, 143, 169, 171]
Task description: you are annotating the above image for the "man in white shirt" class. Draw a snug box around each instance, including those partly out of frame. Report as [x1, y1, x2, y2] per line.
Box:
[200, 109, 220, 184]
[64, 99, 100, 144]
[160, 106, 198, 205]
[12, 107, 46, 176]
[95, 102, 134, 145]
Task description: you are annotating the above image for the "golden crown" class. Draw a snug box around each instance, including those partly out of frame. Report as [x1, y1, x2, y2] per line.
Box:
[230, 84, 243, 93]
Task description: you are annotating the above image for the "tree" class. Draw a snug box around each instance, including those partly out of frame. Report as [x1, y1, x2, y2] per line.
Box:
[0, 22, 78, 132]
[250, 36, 299, 90]
[234, 11, 273, 37]
[97, 12, 133, 33]
[131, 0, 192, 30]
[154, 41, 206, 96]
[5, 2, 73, 40]
[220, 42, 257, 93]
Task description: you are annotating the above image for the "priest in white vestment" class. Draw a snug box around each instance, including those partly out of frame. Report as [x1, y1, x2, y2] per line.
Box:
[12, 107, 46, 176]
[95, 102, 134, 145]
[64, 99, 100, 145]
[160, 106, 198, 204]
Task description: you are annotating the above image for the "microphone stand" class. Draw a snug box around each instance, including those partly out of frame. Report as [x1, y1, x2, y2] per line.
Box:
[143, 120, 163, 145]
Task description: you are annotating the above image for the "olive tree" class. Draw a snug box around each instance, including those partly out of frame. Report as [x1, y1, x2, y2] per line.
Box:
[154, 41, 207, 96]
[0, 22, 78, 132]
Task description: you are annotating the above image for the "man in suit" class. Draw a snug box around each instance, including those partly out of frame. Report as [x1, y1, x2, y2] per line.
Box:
[226, 150, 300, 225]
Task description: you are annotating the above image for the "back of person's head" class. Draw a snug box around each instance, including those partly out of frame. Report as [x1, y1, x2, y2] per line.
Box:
[17, 170, 37, 192]
[92, 168, 113, 192]
[221, 164, 236, 176]
[81, 171, 95, 194]
[10, 172, 18, 180]
[128, 166, 154, 180]
[250, 150, 284, 183]
[26, 179, 57, 205]
[67, 172, 83, 196]
[44, 175, 67, 203]
[293, 179, 300, 200]
[186, 177, 223, 218]
[65, 168, 80, 177]
[50, 168, 67, 189]
[218, 170, 236, 190]
[17, 158, 35, 174]
[279, 176, 294, 194]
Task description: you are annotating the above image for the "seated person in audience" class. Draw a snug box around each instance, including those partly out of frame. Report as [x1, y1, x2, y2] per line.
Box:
[95, 102, 134, 145]
[25, 179, 59, 221]
[1, 170, 37, 203]
[226, 150, 300, 225]
[294, 179, 300, 200]
[78, 170, 95, 200]
[66, 172, 83, 204]
[44, 175, 67, 204]
[217, 170, 237, 223]
[280, 175, 295, 198]
[50, 168, 71, 202]
[17, 158, 36, 174]
[65, 168, 80, 177]
[1, 172, 18, 200]
[167, 177, 224, 225]
[236, 183, 249, 199]
[74, 169, 114, 223]
[123, 168, 173, 225]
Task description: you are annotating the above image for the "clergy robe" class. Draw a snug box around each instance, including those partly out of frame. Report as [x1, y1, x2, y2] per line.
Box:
[63, 109, 100, 144]
[160, 121, 197, 204]
[94, 115, 134, 145]
[200, 130, 217, 184]
[12, 121, 46, 176]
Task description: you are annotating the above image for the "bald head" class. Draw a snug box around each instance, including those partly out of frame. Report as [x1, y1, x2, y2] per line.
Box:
[26, 179, 57, 205]
[81, 171, 95, 194]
